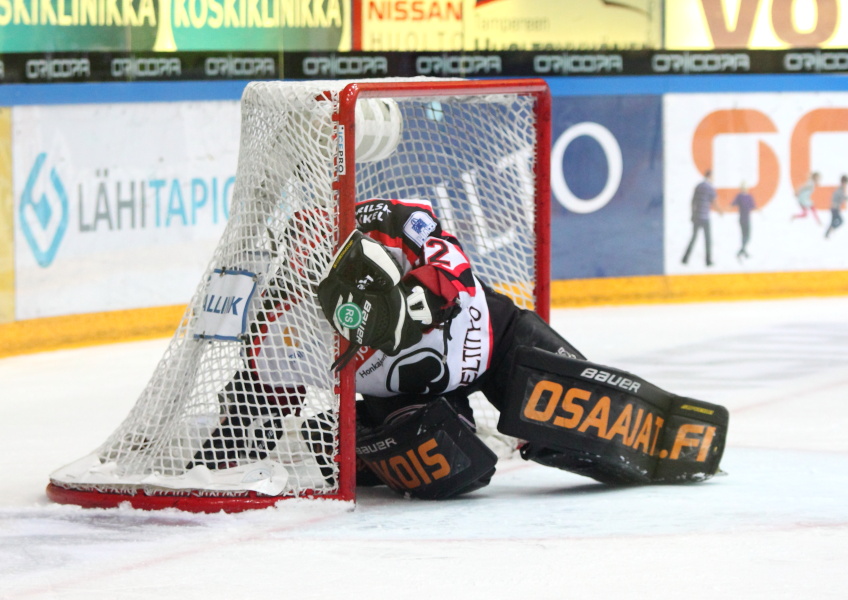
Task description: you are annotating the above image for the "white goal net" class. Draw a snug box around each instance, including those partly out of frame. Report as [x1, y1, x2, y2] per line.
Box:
[47, 77, 551, 512]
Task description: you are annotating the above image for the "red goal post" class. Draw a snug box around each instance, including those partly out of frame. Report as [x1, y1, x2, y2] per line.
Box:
[46, 77, 552, 512]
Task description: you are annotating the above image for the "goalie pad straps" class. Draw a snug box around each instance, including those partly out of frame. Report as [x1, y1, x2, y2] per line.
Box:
[498, 347, 728, 485]
[356, 398, 498, 499]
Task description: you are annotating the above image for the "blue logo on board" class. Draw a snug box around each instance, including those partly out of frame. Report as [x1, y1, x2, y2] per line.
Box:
[19, 153, 69, 267]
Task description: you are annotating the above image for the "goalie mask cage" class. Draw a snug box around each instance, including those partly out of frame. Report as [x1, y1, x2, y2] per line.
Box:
[46, 78, 551, 512]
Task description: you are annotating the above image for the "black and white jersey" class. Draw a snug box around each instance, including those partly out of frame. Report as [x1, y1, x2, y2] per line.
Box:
[247, 197, 517, 399]
[350, 198, 495, 398]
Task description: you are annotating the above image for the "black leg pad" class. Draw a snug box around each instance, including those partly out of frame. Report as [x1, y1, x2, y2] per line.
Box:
[499, 347, 729, 485]
[356, 398, 498, 499]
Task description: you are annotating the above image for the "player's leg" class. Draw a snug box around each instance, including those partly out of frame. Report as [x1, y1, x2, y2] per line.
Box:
[188, 371, 305, 470]
[681, 221, 699, 264]
[190, 264, 336, 472]
[739, 220, 750, 256]
[355, 393, 498, 499]
[497, 347, 729, 485]
[704, 220, 713, 265]
[480, 293, 586, 413]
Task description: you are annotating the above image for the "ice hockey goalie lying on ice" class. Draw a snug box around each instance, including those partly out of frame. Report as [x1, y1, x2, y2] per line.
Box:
[310, 198, 729, 499]
[193, 197, 729, 500]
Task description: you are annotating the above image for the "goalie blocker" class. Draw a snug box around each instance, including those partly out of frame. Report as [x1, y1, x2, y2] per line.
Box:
[499, 347, 728, 485]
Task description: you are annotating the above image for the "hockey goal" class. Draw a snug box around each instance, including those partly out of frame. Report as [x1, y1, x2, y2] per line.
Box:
[46, 78, 551, 512]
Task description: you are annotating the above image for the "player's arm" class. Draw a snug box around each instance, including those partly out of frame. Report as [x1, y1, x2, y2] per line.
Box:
[316, 230, 434, 358]
[403, 236, 475, 326]
[355, 198, 474, 327]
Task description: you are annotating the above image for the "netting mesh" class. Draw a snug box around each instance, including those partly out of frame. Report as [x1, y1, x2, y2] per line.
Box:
[49, 79, 542, 505]
[356, 94, 538, 310]
[354, 91, 539, 453]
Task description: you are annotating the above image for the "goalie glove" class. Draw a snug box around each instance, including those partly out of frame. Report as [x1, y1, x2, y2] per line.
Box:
[317, 231, 428, 357]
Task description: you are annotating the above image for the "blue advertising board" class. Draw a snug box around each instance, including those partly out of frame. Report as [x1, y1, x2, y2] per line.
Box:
[550, 95, 664, 279]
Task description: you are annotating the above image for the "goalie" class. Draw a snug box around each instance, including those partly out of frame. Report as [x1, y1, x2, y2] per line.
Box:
[314, 198, 729, 500]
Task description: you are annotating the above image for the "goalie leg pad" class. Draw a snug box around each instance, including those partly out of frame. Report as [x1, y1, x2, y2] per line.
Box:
[356, 397, 498, 499]
[498, 347, 728, 485]
[481, 305, 586, 412]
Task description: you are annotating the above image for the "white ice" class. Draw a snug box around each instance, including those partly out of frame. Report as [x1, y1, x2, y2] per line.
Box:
[2, 297, 848, 599]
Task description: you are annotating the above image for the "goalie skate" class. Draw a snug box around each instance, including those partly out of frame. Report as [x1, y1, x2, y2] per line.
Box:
[187, 371, 304, 470]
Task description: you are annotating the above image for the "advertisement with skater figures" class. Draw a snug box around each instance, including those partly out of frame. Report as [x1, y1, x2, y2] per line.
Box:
[664, 92, 848, 275]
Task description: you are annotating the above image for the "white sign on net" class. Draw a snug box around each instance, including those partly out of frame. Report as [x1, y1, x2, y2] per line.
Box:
[194, 268, 257, 341]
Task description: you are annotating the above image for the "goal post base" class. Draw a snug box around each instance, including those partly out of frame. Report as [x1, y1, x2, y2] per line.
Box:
[46, 482, 352, 513]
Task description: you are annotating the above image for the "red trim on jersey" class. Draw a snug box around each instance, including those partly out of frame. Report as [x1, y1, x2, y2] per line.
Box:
[352, 345, 378, 369]
[246, 302, 285, 368]
[385, 197, 439, 214]
[367, 229, 419, 267]
[406, 265, 463, 305]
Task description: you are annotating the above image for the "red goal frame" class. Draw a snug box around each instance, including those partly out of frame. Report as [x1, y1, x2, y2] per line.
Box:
[46, 78, 552, 513]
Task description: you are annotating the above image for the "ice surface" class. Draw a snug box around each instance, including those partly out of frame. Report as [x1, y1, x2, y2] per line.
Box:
[2, 297, 848, 599]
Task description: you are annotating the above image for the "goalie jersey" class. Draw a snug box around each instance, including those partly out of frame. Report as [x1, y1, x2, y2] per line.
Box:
[350, 198, 498, 398]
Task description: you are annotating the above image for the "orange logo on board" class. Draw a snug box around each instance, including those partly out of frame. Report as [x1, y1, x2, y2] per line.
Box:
[692, 107, 848, 211]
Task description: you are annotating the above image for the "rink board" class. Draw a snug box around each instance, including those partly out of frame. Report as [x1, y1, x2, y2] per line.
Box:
[3, 80, 848, 355]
